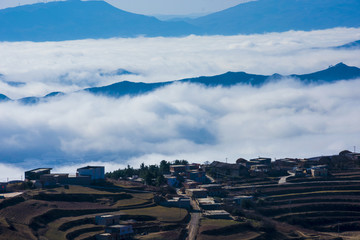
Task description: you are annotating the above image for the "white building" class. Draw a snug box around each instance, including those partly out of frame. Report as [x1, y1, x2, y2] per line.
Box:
[77, 166, 105, 182]
[95, 215, 120, 226]
[105, 225, 134, 239]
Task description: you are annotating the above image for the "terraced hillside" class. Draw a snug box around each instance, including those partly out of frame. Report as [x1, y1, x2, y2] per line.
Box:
[228, 170, 360, 239]
[0, 184, 188, 240]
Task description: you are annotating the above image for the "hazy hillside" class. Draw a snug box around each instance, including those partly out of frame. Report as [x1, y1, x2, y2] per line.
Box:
[334, 40, 360, 49]
[2, 62, 359, 104]
[189, 0, 360, 35]
[1, 0, 360, 41]
[0, 0, 196, 41]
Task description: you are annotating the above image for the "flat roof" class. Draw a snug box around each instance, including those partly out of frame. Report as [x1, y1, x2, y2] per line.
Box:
[77, 166, 104, 170]
[198, 184, 222, 188]
[26, 168, 52, 173]
[233, 195, 253, 199]
[107, 224, 132, 228]
[187, 188, 207, 192]
[204, 210, 230, 215]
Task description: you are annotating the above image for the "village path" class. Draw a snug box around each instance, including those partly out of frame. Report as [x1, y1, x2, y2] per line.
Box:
[278, 171, 295, 184]
[0, 192, 23, 198]
[186, 198, 201, 240]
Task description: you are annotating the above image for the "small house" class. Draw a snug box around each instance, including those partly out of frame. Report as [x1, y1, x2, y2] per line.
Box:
[77, 166, 105, 182]
[203, 210, 231, 219]
[183, 180, 201, 189]
[163, 197, 191, 209]
[105, 225, 134, 239]
[170, 165, 187, 174]
[186, 169, 206, 183]
[96, 233, 112, 240]
[95, 215, 121, 226]
[25, 168, 52, 180]
[198, 184, 224, 197]
[209, 161, 249, 177]
[250, 164, 270, 173]
[186, 188, 208, 198]
[249, 157, 271, 166]
[197, 197, 221, 210]
[311, 165, 328, 177]
[164, 175, 178, 187]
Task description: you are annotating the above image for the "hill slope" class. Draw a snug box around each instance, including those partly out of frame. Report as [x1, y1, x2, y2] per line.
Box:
[1, 0, 360, 41]
[1, 63, 358, 104]
[0, 0, 196, 41]
[189, 0, 360, 35]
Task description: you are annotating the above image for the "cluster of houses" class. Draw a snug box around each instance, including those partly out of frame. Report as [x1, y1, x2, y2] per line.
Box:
[24, 166, 105, 188]
[160, 151, 360, 219]
[164, 163, 208, 188]
[161, 162, 257, 219]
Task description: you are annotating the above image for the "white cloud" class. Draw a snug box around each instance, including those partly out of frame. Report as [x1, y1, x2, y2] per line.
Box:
[0, 164, 25, 182]
[1, 28, 360, 99]
[0, 78, 360, 180]
[0, 28, 360, 179]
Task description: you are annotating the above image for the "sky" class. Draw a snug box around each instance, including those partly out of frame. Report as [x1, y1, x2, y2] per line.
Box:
[0, 28, 360, 181]
[0, 0, 254, 16]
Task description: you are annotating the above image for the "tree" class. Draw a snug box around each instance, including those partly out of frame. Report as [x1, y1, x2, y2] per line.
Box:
[156, 175, 166, 186]
[173, 159, 188, 165]
[160, 160, 170, 174]
[144, 172, 153, 185]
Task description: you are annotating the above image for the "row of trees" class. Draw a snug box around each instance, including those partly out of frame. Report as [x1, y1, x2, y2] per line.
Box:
[105, 159, 188, 186]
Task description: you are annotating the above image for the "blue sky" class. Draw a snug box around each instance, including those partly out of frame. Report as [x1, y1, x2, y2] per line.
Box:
[0, 0, 254, 15]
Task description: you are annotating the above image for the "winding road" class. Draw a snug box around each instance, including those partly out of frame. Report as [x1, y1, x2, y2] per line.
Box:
[187, 198, 201, 240]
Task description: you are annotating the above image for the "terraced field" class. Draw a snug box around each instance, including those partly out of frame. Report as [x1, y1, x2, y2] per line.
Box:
[0, 185, 188, 240]
[251, 172, 360, 239]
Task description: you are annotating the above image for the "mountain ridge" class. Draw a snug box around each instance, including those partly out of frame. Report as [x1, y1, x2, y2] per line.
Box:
[1, 0, 360, 41]
[1, 63, 360, 104]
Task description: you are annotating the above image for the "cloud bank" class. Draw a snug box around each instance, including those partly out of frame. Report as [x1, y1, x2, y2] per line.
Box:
[0, 28, 360, 179]
[1, 28, 360, 99]
[1, 78, 360, 179]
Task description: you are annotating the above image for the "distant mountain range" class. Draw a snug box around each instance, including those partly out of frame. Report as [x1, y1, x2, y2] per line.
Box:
[1, 63, 360, 104]
[333, 40, 360, 49]
[188, 0, 360, 35]
[0, 0, 359, 41]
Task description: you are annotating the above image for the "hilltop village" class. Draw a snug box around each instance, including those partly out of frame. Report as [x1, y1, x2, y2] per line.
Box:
[1, 150, 360, 240]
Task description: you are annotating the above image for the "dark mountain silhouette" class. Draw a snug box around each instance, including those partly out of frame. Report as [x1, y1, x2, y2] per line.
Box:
[189, 0, 360, 35]
[0, 0, 197, 41]
[1, 0, 360, 41]
[76, 63, 360, 98]
[290, 63, 360, 83]
[0, 94, 10, 102]
[333, 40, 360, 49]
[2, 63, 359, 104]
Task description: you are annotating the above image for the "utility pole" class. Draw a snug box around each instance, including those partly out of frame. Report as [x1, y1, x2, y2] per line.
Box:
[354, 146, 356, 153]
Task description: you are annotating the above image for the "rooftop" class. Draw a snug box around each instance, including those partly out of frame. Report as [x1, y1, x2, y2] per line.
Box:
[107, 225, 131, 228]
[204, 210, 230, 216]
[77, 166, 104, 170]
[199, 184, 222, 188]
[26, 168, 52, 173]
[187, 188, 207, 192]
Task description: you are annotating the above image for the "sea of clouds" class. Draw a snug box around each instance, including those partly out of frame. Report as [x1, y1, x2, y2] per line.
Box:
[0, 28, 360, 180]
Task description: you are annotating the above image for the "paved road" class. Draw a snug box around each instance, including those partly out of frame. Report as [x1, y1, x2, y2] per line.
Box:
[187, 199, 201, 240]
[278, 171, 295, 184]
[0, 192, 23, 198]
